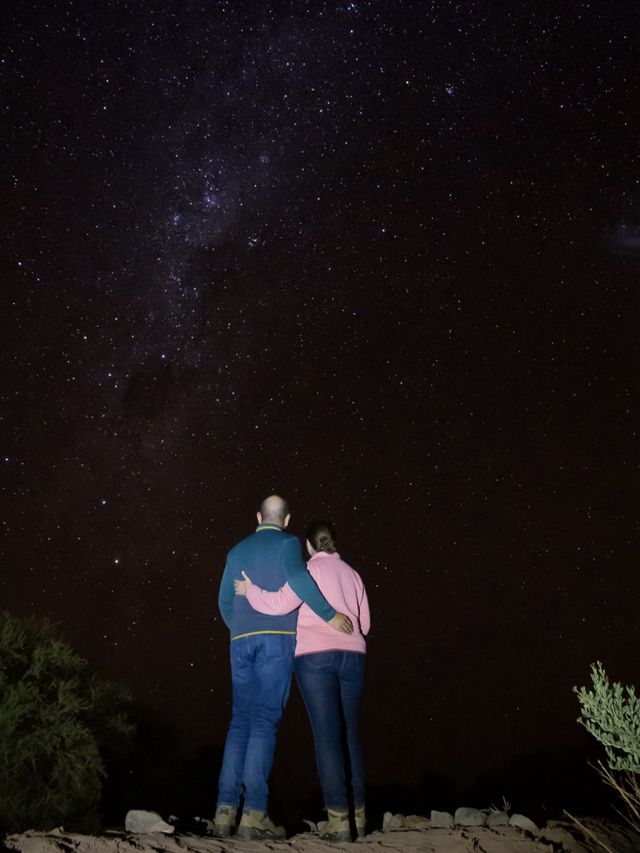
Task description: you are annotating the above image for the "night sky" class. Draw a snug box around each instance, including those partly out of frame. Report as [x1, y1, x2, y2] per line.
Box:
[2, 0, 639, 825]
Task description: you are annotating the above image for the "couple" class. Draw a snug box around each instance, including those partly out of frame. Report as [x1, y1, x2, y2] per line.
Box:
[212, 495, 371, 842]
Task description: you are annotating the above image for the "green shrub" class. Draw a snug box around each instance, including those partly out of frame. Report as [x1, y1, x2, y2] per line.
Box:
[575, 661, 640, 773]
[0, 612, 134, 833]
[573, 662, 640, 845]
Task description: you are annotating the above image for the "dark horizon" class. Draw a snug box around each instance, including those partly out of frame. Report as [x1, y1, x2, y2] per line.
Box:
[2, 0, 638, 830]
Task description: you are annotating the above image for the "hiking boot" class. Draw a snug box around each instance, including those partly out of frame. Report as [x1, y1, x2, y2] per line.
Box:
[236, 808, 286, 840]
[210, 804, 237, 837]
[354, 805, 366, 838]
[321, 809, 351, 842]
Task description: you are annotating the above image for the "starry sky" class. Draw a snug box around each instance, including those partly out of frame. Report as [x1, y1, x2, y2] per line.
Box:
[2, 0, 639, 824]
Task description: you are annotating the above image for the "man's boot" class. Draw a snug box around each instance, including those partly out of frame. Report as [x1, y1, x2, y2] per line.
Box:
[211, 804, 237, 837]
[321, 808, 351, 842]
[236, 808, 286, 840]
[354, 805, 366, 838]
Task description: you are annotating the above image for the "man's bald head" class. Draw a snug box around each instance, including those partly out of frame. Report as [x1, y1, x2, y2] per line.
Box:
[258, 495, 291, 527]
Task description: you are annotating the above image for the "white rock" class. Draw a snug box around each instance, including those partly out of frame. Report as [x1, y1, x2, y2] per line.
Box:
[486, 811, 509, 826]
[125, 810, 175, 834]
[382, 812, 406, 830]
[509, 813, 539, 832]
[454, 807, 486, 827]
[430, 810, 453, 828]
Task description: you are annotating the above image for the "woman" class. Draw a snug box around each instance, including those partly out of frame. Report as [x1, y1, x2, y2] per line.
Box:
[234, 520, 370, 842]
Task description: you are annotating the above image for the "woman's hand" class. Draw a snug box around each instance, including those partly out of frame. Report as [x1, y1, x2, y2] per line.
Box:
[234, 571, 253, 596]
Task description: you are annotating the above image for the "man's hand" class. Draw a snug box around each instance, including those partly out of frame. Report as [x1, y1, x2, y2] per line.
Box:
[234, 571, 253, 596]
[328, 612, 353, 634]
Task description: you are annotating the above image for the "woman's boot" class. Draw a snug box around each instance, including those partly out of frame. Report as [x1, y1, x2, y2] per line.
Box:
[321, 808, 351, 842]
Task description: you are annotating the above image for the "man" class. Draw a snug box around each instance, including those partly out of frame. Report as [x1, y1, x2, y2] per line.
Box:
[212, 495, 353, 839]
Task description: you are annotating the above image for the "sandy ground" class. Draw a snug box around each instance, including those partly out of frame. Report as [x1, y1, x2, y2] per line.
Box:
[3, 817, 640, 853]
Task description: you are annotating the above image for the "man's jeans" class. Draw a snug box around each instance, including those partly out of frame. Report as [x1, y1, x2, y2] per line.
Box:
[217, 633, 295, 811]
[294, 651, 366, 811]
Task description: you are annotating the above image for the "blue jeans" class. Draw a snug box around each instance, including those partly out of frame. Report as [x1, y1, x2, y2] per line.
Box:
[294, 651, 366, 811]
[217, 633, 295, 811]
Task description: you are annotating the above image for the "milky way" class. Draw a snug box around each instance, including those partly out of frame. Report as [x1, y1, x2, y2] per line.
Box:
[2, 0, 638, 821]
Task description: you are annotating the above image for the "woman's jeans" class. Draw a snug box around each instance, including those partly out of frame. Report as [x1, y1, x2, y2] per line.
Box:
[217, 633, 296, 811]
[294, 651, 366, 811]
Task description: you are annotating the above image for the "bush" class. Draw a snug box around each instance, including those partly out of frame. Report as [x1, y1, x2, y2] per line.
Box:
[575, 661, 640, 773]
[573, 662, 640, 845]
[0, 612, 134, 833]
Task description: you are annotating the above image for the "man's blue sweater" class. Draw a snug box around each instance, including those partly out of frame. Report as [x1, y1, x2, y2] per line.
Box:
[218, 523, 336, 639]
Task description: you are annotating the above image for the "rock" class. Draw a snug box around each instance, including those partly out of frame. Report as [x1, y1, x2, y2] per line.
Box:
[509, 813, 539, 832]
[487, 811, 510, 826]
[125, 810, 175, 834]
[430, 810, 454, 828]
[403, 815, 431, 830]
[382, 812, 407, 830]
[454, 806, 487, 827]
[302, 819, 318, 832]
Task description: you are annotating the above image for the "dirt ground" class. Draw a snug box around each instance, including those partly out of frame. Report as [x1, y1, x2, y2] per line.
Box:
[4, 816, 640, 853]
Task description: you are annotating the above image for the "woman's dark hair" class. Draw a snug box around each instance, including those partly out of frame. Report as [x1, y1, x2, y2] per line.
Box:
[306, 520, 337, 554]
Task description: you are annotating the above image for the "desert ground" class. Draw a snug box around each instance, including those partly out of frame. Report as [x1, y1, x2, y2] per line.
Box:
[4, 815, 640, 853]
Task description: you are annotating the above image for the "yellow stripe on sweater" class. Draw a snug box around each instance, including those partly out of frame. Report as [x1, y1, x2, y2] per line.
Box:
[231, 630, 296, 641]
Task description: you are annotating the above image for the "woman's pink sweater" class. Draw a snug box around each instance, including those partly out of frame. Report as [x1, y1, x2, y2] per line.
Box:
[245, 551, 370, 656]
